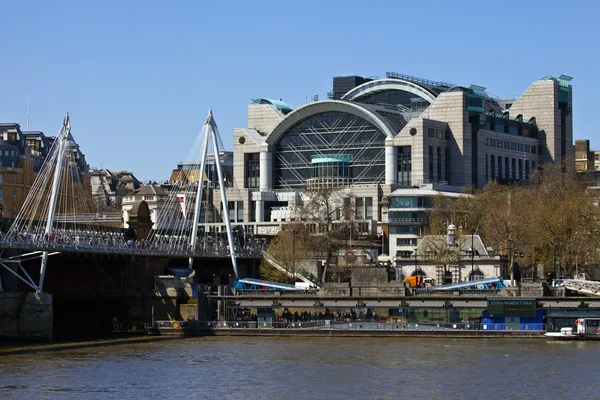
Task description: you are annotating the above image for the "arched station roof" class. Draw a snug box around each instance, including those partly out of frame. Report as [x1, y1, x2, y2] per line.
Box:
[265, 100, 396, 146]
[340, 78, 437, 104]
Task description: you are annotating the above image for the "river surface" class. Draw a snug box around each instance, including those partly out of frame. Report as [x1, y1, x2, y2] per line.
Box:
[0, 336, 599, 399]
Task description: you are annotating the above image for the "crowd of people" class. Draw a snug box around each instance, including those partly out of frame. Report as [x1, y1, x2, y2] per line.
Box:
[3, 228, 267, 257]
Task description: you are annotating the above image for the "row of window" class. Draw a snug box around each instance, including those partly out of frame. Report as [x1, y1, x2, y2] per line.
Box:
[486, 155, 536, 181]
[390, 196, 433, 209]
[486, 138, 537, 154]
[428, 146, 451, 183]
[311, 162, 350, 179]
[397, 238, 417, 246]
[427, 128, 449, 140]
[0, 189, 17, 201]
[485, 120, 535, 138]
[389, 225, 421, 235]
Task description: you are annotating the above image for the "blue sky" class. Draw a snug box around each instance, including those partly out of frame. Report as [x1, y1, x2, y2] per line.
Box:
[1, 0, 598, 181]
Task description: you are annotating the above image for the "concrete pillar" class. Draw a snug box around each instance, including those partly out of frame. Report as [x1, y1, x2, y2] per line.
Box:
[217, 285, 224, 322]
[19, 292, 53, 340]
[255, 200, 264, 222]
[385, 145, 398, 185]
[259, 151, 272, 191]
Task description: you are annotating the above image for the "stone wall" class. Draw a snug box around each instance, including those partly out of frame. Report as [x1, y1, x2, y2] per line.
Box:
[0, 292, 26, 338]
[351, 268, 405, 297]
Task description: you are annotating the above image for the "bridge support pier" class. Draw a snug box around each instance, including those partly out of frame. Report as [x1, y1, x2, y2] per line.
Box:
[19, 292, 53, 340]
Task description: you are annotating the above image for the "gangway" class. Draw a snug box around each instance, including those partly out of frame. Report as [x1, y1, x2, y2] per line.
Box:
[262, 251, 320, 289]
[232, 278, 318, 295]
[419, 277, 506, 293]
[556, 279, 600, 296]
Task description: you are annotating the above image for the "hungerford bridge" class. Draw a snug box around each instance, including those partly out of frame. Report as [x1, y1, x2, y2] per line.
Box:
[0, 111, 258, 293]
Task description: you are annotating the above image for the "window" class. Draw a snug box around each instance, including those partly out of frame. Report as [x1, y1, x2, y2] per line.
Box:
[428, 128, 434, 137]
[237, 201, 244, 222]
[429, 146, 434, 182]
[397, 238, 417, 246]
[512, 158, 517, 180]
[504, 141, 510, 149]
[445, 148, 451, 183]
[519, 160, 523, 180]
[505, 157, 509, 179]
[246, 153, 260, 188]
[0, 175, 3, 184]
[0, 189, 3, 200]
[532, 146, 537, 154]
[437, 147, 442, 182]
[355, 197, 363, 220]
[365, 197, 373, 220]
[490, 155, 496, 180]
[496, 124, 505, 133]
[509, 126, 519, 135]
[498, 156, 503, 179]
[518, 143, 524, 152]
[397, 146, 412, 186]
[12, 191, 16, 201]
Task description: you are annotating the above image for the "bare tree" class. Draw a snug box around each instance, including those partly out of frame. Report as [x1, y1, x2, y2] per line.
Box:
[421, 234, 471, 282]
[529, 164, 600, 278]
[474, 181, 533, 286]
[296, 183, 354, 284]
[428, 192, 480, 235]
[263, 222, 311, 278]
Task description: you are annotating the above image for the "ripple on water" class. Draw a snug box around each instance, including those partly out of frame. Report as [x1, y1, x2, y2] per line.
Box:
[0, 337, 599, 399]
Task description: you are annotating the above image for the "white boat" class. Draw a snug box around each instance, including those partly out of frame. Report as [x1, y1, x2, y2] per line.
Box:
[545, 318, 600, 340]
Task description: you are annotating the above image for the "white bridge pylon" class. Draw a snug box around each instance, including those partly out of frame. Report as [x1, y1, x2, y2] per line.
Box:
[186, 109, 238, 278]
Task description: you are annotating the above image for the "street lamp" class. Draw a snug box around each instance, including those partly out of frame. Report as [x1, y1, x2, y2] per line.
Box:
[292, 229, 296, 278]
[471, 229, 475, 278]
[414, 245, 418, 274]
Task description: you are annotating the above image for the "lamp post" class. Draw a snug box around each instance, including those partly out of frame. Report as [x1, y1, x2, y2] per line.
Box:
[471, 230, 475, 278]
[414, 245, 418, 274]
[553, 245, 557, 284]
[292, 229, 296, 278]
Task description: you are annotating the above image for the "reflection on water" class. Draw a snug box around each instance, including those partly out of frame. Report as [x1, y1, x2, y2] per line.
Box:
[0, 337, 599, 399]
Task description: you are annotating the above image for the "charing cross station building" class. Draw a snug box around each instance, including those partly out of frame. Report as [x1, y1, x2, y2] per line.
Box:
[168, 72, 574, 278]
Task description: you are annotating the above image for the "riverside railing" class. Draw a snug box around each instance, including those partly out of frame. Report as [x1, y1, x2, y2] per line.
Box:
[170, 320, 545, 332]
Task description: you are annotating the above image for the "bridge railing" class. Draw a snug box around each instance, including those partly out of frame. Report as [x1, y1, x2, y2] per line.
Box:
[168, 320, 546, 332]
[0, 234, 267, 258]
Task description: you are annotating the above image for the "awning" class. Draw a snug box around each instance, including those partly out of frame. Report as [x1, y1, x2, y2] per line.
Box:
[406, 300, 447, 308]
[539, 301, 582, 308]
[363, 301, 403, 308]
[450, 300, 487, 308]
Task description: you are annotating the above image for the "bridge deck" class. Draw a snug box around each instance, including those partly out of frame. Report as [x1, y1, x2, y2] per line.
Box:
[0, 241, 263, 259]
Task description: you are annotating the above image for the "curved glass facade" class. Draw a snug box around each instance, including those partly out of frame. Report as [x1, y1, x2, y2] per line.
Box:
[273, 111, 386, 189]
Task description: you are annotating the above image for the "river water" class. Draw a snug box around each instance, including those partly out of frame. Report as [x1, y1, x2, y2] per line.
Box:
[0, 336, 598, 399]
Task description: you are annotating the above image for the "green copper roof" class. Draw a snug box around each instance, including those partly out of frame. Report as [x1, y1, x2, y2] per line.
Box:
[250, 98, 294, 112]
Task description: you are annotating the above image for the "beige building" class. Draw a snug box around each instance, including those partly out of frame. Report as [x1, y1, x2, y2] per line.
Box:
[193, 73, 574, 280]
